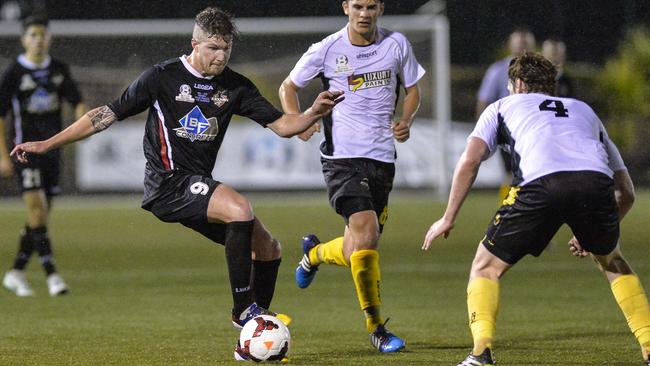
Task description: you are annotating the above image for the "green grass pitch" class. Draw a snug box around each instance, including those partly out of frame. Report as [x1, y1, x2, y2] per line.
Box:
[1, 190, 648, 365]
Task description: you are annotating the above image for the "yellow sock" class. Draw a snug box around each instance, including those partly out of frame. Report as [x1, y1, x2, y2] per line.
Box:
[350, 249, 382, 332]
[467, 277, 500, 355]
[309, 236, 349, 267]
[611, 275, 650, 352]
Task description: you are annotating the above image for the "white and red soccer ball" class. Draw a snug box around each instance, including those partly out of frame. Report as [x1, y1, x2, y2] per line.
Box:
[239, 315, 291, 362]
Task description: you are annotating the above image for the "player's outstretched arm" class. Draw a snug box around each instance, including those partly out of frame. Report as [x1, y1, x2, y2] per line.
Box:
[278, 77, 320, 141]
[422, 137, 488, 250]
[268, 90, 343, 138]
[0, 116, 14, 177]
[11, 105, 117, 163]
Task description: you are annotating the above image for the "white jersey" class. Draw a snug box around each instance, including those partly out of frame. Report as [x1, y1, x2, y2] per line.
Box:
[470, 93, 626, 186]
[289, 25, 425, 163]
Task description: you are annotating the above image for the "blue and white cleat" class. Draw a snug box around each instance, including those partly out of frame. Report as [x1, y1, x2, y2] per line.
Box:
[369, 319, 405, 353]
[295, 234, 320, 289]
[232, 302, 292, 329]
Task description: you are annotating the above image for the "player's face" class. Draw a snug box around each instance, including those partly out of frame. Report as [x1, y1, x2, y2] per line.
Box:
[21, 25, 50, 57]
[193, 35, 232, 76]
[343, 0, 384, 39]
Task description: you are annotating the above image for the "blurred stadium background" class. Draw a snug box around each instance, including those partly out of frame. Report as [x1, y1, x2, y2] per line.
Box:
[1, 1, 650, 365]
[0, 0, 649, 196]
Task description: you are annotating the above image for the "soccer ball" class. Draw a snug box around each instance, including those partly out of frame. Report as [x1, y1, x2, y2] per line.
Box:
[239, 314, 290, 362]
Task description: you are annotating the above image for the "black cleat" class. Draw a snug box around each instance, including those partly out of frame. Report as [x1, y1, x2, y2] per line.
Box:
[457, 348, 495, 366]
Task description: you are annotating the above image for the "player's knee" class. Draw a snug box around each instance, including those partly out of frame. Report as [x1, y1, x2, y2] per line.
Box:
[226, 198, 254, 222]
[347, 213, 380, 246]
[596, 252, 633, 276]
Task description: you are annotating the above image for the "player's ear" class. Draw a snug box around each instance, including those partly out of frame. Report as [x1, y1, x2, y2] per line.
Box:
[342, 1, 349, 15]
[379, 1, 385, 16]
[191, 38, 199, 50]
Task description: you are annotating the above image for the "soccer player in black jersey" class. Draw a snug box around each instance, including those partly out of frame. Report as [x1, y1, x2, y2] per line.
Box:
[0, 15, 86, 297]
[10, 7, 341, 358]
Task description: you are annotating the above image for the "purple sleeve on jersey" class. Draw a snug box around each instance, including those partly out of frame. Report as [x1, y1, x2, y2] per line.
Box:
[108, 67, 158, 121]
[399, 37, 425, 88]
[289, 43, 325, 89]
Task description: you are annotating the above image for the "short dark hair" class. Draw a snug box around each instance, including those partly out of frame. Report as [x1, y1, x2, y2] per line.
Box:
[195, 7, 239, 40]
[22, 14, 49, 32]
[508, 53, 557, 95]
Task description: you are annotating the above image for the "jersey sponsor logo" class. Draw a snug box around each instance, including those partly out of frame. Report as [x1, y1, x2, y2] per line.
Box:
[193, 83, 214, 91]
[334, 54, 353, 74]
[356, 50, 378, 59]
[195, 91, 211, 103]
[174, 105, 218, 142]
[347, 69, 391, 92]
[211, 89, 229, 107]
[27, 87, 59, 113]
[19, 74, 37, 91]
[175, 84, 195, 103]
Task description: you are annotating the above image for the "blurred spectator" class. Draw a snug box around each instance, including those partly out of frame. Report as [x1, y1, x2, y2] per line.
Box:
[542, 38, 575, 97]
[476, 28, 536, 199]
[476, 28, 536, 118]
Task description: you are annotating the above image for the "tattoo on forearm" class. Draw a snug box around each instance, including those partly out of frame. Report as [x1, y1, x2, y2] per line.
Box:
[88, 106, 117, 132]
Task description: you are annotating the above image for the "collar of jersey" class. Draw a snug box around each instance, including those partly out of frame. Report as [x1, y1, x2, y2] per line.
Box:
[344, 23, 382, 47]
[18, 54, 51, 70]
[180, 55, 215, 80]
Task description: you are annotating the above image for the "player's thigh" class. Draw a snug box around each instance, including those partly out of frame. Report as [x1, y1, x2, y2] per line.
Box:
[470, 242, 513, 281]
[207, 184, 254, 223]
[481, 182, 562, 265]
[149, 173, 220, 224]
[565, 172, 619, 256]
[322, 158, 394, 229]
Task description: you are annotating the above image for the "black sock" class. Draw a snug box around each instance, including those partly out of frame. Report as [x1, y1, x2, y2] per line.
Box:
[32, 226, 57, 276]
[252, 258, 281, 310]
[225, 220, 254, 317]
[12, 226, 34, 270]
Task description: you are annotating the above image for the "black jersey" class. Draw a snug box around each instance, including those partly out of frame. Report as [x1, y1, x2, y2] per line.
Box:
[0, 55, 82, 146]
[107, 56, 283, 206]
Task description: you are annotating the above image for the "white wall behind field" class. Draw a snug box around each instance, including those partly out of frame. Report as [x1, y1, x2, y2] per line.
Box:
[76, 118, 504, 192]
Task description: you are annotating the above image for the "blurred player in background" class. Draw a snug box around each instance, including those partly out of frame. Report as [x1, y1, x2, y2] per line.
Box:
[0, 15, 86, 297]
[542, 38, 574, 98]
[423, 53, 650, 366]
[476, 28, 536, 200]
[279, 0, 424, 353]
[10, 7, 341, 359]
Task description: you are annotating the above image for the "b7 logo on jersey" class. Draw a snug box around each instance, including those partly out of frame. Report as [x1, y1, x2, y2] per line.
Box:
[174, 106, 218, 142]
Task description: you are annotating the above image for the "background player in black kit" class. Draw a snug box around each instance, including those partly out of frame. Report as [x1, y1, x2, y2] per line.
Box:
[0, 15, 86, 297]
[10, 7, 341, 358]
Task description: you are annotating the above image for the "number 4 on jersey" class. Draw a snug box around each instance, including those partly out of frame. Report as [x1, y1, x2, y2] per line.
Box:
[539, 99, 569, 117]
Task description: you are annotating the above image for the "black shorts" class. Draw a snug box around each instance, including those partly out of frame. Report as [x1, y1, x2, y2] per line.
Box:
[146, 172, 227, 245]
[481, 171, 619, 264]
[321, 157, 395, 231]
[14, 150, 61, 196]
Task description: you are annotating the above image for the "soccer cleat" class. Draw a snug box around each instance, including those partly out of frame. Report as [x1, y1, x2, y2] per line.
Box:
[231, 303, 291, 329]
[457, 348, 496, 366]
[234, 340, 249, 361]
[46, 273, 69, 296]
[369, 319, 405, 353]
[295, 234, 320, 289]
[3, 269, 34, 297]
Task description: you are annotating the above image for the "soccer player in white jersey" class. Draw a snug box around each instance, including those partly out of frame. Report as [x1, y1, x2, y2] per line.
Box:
[422, 53, 650, 366]
[279, 0, 424, 353]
